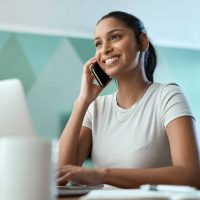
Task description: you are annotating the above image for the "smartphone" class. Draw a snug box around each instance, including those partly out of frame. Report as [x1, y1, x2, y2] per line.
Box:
[90, 62, 112, 87]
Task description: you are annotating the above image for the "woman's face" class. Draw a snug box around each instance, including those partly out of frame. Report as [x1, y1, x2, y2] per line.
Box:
[94, 17, 141, 78]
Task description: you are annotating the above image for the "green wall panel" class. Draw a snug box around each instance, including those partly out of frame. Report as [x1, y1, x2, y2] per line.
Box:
[17, 33, 61, 76]
[68, 37, 95, 62]
[0, 34, 36, 92]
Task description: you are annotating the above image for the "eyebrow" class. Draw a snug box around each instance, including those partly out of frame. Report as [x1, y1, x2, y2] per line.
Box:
[94, 28, 124, 41]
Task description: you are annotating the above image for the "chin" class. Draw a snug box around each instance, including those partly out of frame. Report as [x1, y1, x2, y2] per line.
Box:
[107, 68, 123, 78]
[104, 62, 126, 77]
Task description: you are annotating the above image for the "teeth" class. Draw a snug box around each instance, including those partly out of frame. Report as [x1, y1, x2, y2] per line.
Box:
[105, 56, 119, 65]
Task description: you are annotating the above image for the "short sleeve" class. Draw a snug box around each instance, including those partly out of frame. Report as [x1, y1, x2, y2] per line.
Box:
[160, 83, 194, 127]
[82, 102, 93, 129]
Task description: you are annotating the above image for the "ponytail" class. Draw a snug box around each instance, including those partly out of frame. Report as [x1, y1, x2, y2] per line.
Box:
[144, 41, 157, 83]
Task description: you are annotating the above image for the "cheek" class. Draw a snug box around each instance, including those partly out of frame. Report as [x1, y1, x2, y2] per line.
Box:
[95, 51, 100, 61]
[123, 44, 140, 66]
[126, 43, 139, 58]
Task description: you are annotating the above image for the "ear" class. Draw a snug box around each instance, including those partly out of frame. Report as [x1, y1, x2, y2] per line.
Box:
[139, 32, 149, 52]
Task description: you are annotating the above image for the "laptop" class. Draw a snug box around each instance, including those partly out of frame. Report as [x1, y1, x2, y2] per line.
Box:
[0, 78, 103, 196]
[0, 78, 35, 137]
[58, 182, 104, 197]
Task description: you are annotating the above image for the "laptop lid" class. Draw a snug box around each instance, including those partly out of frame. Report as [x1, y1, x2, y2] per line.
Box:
[0, 79, 35, 137]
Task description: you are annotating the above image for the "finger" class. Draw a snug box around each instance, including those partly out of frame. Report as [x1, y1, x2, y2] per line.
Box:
[85, 57, 96, 67]
[57, 170, 66, 178]
[57, 164, 75, 172]
[83, 58, 97, 74]
[57, 173, 71, 186]
[88, 56, 96, 62]
[57, 165, 75, 178]
[94, 85, 102, 92]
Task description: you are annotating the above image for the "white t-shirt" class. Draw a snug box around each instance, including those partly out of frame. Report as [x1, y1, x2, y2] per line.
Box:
[83, 83, 193, 168]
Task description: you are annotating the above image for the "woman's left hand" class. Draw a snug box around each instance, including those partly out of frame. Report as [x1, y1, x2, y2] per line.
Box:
[57, 165, 104, 186]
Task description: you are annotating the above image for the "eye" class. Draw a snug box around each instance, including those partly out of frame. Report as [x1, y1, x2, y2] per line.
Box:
[94, 41, 102, 48]
[111, 34, 121, 40]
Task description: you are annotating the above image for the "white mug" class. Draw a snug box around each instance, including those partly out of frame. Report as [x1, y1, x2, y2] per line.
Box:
[0, 137, 57, 200]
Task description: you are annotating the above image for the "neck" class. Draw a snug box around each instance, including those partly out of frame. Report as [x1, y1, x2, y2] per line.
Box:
[116, 69, 151, 109]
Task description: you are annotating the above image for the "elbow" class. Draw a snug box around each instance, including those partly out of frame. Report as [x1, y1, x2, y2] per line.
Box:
[183, 167, 200, 189]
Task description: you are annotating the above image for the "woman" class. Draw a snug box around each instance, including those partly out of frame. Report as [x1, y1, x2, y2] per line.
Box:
[57, 11, 200, 188]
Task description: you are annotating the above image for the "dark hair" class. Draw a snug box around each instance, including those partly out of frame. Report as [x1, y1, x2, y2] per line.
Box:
[97, 11, 157, 82]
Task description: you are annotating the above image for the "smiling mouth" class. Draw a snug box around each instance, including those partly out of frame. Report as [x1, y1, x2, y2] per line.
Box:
[103, 56, 120, 65]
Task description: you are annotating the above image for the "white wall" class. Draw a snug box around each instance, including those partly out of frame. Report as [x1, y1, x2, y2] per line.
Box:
[0, 0, 200, 49]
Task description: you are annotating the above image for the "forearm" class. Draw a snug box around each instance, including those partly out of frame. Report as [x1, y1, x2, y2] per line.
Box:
[101, 166, 200, 188]
[58, 97, 90, 167]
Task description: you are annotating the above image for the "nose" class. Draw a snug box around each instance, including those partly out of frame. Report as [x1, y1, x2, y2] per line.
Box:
[101, 41, 113, 55]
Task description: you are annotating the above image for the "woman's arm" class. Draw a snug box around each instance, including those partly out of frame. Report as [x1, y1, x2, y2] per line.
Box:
[58, 57, 102, 168]
[103, 116, 200, 188]
[58, 116, 200, 188]
[102, 166, 200, 189]
[58, 98, 91, 167]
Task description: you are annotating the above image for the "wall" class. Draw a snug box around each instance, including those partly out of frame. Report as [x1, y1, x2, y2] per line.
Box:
[0, 32, 199, 144]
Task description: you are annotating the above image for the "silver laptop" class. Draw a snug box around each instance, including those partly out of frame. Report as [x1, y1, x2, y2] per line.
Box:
[0, 78, 102, 196]
[0, 78, 35, 137]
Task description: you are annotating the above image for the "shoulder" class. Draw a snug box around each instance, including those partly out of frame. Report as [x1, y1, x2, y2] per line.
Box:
[150, 82, 182, 99]
[156, 83, 193, 121]
[160, 82, 181, 94]
[158, 82, 185, 102]
[151, 82, 180, 92]
[146, 82, 189, 111]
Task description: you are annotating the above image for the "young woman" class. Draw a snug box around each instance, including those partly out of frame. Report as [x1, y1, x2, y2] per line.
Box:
[57, 11, 200, 188]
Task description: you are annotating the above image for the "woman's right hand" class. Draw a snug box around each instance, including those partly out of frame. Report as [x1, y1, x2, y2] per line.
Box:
[78, 57, 103, 105]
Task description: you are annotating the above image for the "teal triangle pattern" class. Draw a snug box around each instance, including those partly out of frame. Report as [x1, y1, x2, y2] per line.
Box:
[0, 34, 36, 93]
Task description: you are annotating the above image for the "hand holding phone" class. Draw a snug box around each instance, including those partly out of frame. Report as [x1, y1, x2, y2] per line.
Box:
[90, 62, 112, 88]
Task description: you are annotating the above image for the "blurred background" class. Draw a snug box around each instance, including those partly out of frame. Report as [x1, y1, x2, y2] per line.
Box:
[0, 0, 199, 148]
